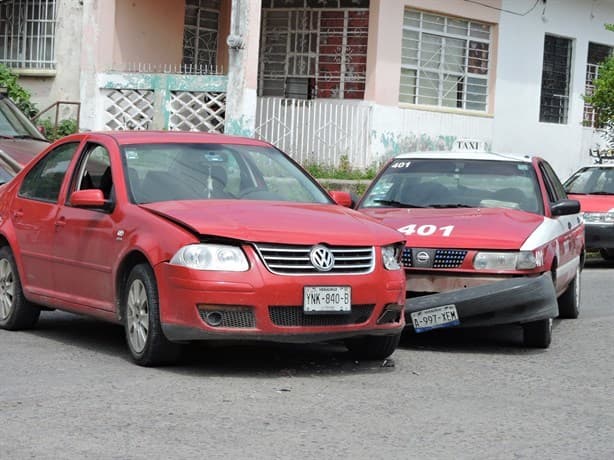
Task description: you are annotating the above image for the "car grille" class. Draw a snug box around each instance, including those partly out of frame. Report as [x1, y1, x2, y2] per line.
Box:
[254, 244, 374, 275]
[403, 248, 467, 269]
[198, 308, 255, 328]
[269, 305, 374, 326]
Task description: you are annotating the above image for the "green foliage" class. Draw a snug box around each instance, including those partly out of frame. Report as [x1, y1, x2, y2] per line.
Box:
[39, 118, 79, 141]
[0, 64, 38, 117]
[586, 55, 614, 123]
[303, 155, 378, 180]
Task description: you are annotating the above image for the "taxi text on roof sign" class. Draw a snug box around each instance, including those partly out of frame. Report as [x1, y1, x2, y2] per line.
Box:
[589, 148, 614, 164]
[453, 139, 487, 153]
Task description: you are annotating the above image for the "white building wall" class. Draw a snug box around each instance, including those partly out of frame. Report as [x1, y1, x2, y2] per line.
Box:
[494, 0, 614, 179]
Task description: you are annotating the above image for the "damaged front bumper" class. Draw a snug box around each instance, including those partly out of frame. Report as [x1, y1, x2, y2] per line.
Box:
[405, 272, 558, 333]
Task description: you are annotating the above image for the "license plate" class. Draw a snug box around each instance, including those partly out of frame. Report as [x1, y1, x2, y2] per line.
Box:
[411, 304, 460, 333]
[304, 286, 351, 314]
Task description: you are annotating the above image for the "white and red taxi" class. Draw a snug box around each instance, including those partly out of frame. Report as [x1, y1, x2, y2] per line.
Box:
[356, 140, 585, 348]
[564, 149, 614, 260]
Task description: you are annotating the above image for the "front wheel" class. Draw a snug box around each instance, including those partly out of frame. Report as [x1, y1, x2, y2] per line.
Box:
[123, 264, 181, 366]
[522, 318, 552, 349]
[558, 265, 580, 319]
[0, 246, 40, 330]
[344, 333, 401, 360]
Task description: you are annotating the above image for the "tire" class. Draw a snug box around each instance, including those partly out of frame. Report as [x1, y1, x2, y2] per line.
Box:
[522, 318, 552, 349]
[344, 333, 401, 360]
[0, 246, 40, 330]
[599, 248, 614, 260]
[123, 264, 181, 366]
[558, 265, 580, 319]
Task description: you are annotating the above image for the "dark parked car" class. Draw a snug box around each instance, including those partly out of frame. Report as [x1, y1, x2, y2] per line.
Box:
[0, 91, 49, 182]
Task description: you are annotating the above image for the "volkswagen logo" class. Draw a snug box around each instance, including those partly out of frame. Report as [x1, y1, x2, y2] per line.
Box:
[310, 245, 335, 272]
[416, 251, 430, 264]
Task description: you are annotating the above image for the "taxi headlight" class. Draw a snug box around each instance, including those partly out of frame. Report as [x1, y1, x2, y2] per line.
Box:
[583, 211, 614, 224]
[473, 251, 537, 271]
[170, 244, 249, 271]
[382, 244, 403, 270]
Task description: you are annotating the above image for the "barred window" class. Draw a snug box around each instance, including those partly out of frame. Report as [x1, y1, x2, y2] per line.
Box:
[182, 0, 220, 72]
[399, 9, 491, 111]
[583, 42, 612, 128]
[539, 34, 572, 124]
[0, 0, 57, 70]
[259, 0, 370, 100]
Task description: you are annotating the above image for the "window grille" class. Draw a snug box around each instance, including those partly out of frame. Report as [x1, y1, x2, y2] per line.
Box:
[259, 1, 370, 100]
[399, 9, 491, 112]
[583, 42, 612, 128]
[539, 34, 572, 124]
[183, 0, 220, 70]
[0, 0, 57, 70]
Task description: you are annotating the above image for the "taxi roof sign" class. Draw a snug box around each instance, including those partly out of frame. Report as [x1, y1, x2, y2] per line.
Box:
[589, 148, 614, 164]
[453, 139, 487, 153]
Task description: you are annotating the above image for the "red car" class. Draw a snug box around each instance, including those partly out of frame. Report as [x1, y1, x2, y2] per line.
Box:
[355, 141, 584, 348]
[564, 151, 614, 260]
[0, 131, 406, 366]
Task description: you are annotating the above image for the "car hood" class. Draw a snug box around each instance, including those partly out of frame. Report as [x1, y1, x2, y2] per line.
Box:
[568, 193, 614, 213]
[140, 201, 404, 245]
[359, 207, 545, 250]
[0, 138, 49, 166]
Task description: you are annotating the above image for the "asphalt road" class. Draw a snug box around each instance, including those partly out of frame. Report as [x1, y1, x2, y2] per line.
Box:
[1, 258, 613, 460]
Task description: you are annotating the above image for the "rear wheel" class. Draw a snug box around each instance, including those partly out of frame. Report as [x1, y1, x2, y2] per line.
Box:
[124, 264, 181, 366]
[344, 333, 401, 360]
[0, 246, 40, 330]
[558, 265, 580, 319]
[599, 248, 614, 260]
[522, 318, 552, 349]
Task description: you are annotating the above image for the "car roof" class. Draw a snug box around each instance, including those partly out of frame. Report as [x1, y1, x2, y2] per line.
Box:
[392, 139, 534, 163]
[393, 150, 533, 163]
[75, 130, 273, 147]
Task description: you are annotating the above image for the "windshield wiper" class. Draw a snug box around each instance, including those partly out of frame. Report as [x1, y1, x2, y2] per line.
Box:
[11, 134, 46, 141]
[428, 203, 474, 208]
[589, 191, 614, 195]
[373, 199, 425, 208]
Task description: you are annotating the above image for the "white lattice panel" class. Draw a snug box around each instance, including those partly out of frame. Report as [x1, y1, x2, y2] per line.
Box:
[169, 91, 226, 133]
[104, 89, 154, 130]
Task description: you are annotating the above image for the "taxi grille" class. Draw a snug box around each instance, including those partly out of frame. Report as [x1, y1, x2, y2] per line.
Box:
[269, 305, 374, 326]
[403, 248, 468, 269]
[254, 244, 374, 275]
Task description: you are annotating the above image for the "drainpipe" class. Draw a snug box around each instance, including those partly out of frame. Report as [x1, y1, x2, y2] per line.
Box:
[227, 0, 244, 51]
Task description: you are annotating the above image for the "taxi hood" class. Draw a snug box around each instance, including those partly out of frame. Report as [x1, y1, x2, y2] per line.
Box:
[360, 207, 545, 250]
[568, 193, 614, 213]
[140, 201, 404, 246]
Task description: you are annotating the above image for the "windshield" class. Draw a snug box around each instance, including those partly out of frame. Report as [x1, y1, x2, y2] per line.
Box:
[564, 167, 614, 195]
[360, 158, 543, 214]
[0, 96, 46, 139]
[122, 143, 332, 204]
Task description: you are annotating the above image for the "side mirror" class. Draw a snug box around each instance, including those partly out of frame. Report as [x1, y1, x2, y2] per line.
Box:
[329, 190, 353, 207]
[70, 189, 112, 210]
[551, 199, 580, 216]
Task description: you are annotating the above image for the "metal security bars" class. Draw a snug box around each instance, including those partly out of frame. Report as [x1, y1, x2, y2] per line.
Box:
[182, 0, 220, 69]
[539, 34, 572, 124]
[583, 43, 613, 128]
[0, 0, 57, 70]
[399, 9, 491, 112]
[259, 2, 370, 100]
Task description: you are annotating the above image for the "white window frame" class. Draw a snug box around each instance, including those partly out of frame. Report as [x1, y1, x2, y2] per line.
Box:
[399, 9, 491, 112]
[0, 0, 57, 70]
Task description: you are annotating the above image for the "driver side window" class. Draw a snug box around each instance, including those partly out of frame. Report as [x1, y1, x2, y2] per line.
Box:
[72, 144, 113, 200]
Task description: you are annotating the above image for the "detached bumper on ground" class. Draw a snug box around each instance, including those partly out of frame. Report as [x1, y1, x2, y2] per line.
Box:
[405, 272, 558, 332]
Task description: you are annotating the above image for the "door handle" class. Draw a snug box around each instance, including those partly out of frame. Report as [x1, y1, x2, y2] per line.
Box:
[12, 210, 23, 219]
[55, 218, 66, 229]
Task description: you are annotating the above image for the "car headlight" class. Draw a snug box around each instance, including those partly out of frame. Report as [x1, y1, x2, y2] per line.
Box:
[170, 244, 249, 271]
[382, 244, 403, 270]
[583, 211, 614, 224]
[473, 251, 538, 271]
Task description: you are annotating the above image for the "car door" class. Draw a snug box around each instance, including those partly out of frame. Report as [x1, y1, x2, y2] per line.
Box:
[539, 160, 583, 294]
[51, 141, 123, 312]
[10, 141, 80, 297]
